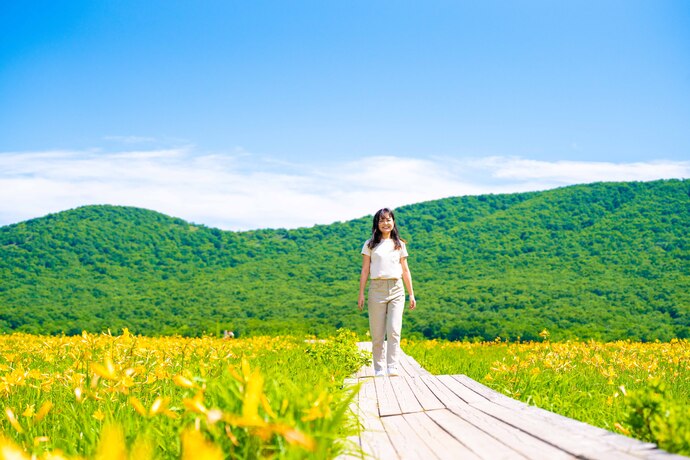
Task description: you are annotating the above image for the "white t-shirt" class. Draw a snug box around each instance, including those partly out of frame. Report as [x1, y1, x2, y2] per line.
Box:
[361, 238, 408, 279]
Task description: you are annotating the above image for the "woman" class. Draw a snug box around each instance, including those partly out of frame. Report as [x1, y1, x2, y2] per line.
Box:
[358, 208, 416, 377]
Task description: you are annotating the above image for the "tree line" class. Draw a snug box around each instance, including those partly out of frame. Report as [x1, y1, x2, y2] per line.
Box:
[1, 179, 688, 340]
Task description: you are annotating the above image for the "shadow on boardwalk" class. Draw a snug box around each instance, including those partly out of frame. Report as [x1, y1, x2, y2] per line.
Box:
[340, 342, 686, 460]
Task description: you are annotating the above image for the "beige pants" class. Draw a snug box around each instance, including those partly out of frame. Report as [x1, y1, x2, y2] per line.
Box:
[368, 278, 405, 372]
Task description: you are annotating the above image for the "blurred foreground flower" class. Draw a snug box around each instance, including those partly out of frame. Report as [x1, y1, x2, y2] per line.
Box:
[181, 429, 224, 460]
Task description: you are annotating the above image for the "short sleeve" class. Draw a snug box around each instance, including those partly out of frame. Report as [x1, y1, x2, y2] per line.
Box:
[361, 240, 371, 256]
[400, 242, 408, 258]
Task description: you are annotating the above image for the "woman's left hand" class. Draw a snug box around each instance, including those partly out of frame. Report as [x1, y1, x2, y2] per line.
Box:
[409, 295, 416, 310]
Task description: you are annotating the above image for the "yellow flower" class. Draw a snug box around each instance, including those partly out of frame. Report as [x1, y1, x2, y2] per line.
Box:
[35, 400, 53, 422]
[149, 396, 169, 415]
[33, 436, 50, 447]
[94, 425, 127, 460]
[242, 370, 264, 425]
[42, 450, 71, 460]
[614, 422, 630, 436]
[206, 409, 223, 425]
[280, 399, 289, 415]
[272, 423, 316, 451]
[302, 391, 332, 422]
[21, 404, 35, 418]
[4, 408, 24, 433]
[261, 394, 277, 419]
[129, 396, 148, 417]
[130, 436, 154, 460]
[173, 375, 197, 389]
[0, 435, 30, 460]
[181, 429, 224, 460]
[183, 392, 208, 415]
[91, 358, 118, 381]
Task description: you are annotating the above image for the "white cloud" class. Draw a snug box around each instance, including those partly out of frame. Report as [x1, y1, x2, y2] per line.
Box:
[103, 135, 159, 144]
[0, 149, 688, 230]
[477, 157, 690, 183]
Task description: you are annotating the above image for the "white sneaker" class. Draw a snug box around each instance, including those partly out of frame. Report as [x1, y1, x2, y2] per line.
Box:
[374, 369, 386, 377]
[387, 367, 399, 377]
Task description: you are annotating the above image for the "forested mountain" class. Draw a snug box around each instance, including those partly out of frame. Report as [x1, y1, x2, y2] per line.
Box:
[1, 179, 688, 341]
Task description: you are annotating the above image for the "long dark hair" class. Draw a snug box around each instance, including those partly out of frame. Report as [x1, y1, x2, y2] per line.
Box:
[367, 208, 404, 250]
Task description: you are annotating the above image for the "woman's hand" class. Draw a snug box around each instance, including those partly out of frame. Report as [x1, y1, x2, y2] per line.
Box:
[358, 293, 365, 311]
[400, 257, 415, 310]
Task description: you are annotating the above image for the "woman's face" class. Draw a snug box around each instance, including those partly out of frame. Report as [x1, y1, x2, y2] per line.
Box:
[378, 213, 394, 234]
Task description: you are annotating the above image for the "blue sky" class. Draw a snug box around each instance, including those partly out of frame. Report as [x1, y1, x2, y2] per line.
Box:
[1, 1, 689, 229]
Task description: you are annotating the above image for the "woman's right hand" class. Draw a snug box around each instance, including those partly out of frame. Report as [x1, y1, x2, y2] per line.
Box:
[358, 294, 365, 311]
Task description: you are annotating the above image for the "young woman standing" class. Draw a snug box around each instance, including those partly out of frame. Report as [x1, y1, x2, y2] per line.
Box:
[358, 208, 416, 377]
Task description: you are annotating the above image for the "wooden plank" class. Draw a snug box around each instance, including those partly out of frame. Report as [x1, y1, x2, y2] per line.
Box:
[391, 376, 424, 414]
[421, 375, 467, 409]
[357, 379, 379, 418]
[403, 375, 445, 411]
[356, 367, 371, 378]
[452, 375, 663, 456]
[454, 374, 508, 402]
[357, 378, 399, 459]
[374, 375, 402, 417]
[391, 352, 414, 378]
[348, 347, 675, 460]
[454, 375, 597, 430]
[336, 448, 362, 460]
[427, 372, 567, 458]
[579, 451, 666, 460]
[471, 399, 641, 460]
[447, 405, 574, 460]
[359, 411, 397, 460]
[596, 432, 660, 453]
[449, 377, 623, 457]
[644, 452, 690, 460]
[518, 403, 660, 453]
[403, 411, 481, 459]
[340, 397, 363, 459]
[343, 377, 358, 387]
[398, 349, 433, 376]
[437, 374, 487, 404]
[426, 409, 527, 460]
[395, 352, 421, 377]
[380, 414, 439, 459]
[517, 404, 659, 454]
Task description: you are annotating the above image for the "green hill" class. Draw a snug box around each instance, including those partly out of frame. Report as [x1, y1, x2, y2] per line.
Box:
[1, 179, 688, 340]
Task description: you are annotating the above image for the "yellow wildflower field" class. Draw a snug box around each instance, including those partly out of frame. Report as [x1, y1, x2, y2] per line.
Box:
[0, 330, 368, 459]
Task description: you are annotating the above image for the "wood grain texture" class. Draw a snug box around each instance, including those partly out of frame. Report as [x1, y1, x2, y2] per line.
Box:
[339, 342, 675, 460]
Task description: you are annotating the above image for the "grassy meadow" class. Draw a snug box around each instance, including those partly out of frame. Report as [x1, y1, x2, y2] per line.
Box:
[3, 330, 690, 458]
[0, 330, 368, 459]
[404, 336, 690, 455]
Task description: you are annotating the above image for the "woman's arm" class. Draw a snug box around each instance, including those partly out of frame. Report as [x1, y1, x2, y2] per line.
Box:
[401, 257, 416, 310]
[358, 255, 371, 311]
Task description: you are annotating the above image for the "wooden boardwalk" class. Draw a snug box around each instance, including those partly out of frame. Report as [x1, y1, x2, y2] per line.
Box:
[342, 342, 685, 460]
